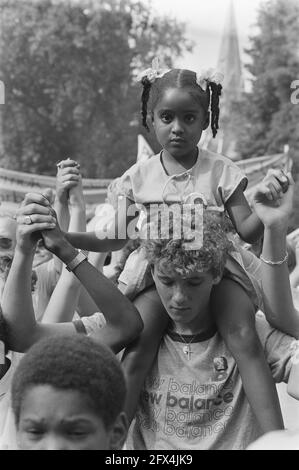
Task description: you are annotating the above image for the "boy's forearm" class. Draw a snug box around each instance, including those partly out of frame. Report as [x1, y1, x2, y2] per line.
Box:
[262, 225, 299, 338]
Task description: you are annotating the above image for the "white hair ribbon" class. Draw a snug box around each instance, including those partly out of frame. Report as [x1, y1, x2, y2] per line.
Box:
[138, 57, 170, 84]
[196, 68, 224, 91]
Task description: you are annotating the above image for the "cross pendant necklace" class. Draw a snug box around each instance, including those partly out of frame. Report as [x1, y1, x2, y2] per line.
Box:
[183, 344, 193, 360]
[177, 334, 196, 361]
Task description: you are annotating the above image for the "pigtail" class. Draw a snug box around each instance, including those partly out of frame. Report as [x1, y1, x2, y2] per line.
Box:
[141, 77, 152, 132]
[209, 82, 222, 138]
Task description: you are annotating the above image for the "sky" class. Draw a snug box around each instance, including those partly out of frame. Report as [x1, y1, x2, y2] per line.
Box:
[149, 0, 264, 74]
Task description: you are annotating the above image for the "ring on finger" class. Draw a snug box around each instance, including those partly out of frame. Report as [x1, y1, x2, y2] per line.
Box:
[25, 215, 33, 225]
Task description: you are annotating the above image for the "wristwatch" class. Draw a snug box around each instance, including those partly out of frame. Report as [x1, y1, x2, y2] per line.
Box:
[65, 250, 88, 272]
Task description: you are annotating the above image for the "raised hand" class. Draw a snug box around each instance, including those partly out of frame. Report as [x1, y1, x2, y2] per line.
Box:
[258, 168, 289, 203]
[16, 191, 56, 254]
[253, 172, 294, 229]
[56, 158, 81, 203]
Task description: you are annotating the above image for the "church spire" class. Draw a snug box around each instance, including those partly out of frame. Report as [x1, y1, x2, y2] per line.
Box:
[217, 0, 244, 109]
[202, 0, 244, 158]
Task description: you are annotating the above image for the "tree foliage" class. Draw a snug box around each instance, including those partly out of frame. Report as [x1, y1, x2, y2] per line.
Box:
[235, 0, 299, 229]
[236, 0, 299, 161]
[0, 0, 191, 177]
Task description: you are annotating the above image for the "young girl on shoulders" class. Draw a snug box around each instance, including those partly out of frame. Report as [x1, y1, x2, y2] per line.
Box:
[66, 60, 293, 432]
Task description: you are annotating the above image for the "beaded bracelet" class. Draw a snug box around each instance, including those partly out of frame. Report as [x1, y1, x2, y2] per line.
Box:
[260, 252, 288, 266]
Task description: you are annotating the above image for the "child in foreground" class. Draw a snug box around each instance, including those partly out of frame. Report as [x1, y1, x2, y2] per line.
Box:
[11, 335, 128, 450]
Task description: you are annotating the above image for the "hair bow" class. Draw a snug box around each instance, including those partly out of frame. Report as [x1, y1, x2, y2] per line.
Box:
[196, 68, 224, 91]
[138, 57, 170, 84]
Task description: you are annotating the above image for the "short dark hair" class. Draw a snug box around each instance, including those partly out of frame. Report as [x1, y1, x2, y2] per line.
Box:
[11, 335, 126, 428]
[141, 68, 222, 137]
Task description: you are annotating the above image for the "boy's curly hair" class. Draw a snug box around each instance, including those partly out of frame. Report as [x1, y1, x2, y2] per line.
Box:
[141, 69, 222, 137]
[11, 335, 126, 429]
[142, 210, 232, 279]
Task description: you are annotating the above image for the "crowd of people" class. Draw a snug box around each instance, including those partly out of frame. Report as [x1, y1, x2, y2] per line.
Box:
[0, 63, 299, 450]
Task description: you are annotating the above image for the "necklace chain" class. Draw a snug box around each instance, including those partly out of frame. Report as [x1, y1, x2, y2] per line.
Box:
[176, 333, 197, 360]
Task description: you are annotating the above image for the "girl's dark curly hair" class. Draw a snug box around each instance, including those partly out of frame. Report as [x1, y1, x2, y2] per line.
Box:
[141, 69, 222, 137]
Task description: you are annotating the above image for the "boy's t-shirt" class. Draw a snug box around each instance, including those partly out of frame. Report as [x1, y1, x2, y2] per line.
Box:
[127, 314, 293, 451]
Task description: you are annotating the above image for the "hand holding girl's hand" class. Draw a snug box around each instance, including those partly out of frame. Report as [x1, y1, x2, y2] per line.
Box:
[253, 172, 294, 229]
[56, 158, 81, 203]
[16, 190, 56, 254]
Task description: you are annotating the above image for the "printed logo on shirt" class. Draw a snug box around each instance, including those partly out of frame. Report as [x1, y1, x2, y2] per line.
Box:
[164, 376, 235, 439]
[163, 378, 234, 437]
[137, 378, 165, 432]
[138, 372, 236, 442]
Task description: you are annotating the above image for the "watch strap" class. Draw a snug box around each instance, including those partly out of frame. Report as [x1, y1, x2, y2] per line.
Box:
[65, 250, 88, 272]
